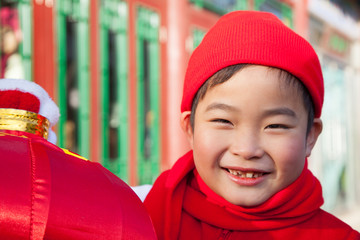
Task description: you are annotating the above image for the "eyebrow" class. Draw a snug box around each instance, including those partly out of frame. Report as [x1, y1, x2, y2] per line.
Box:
[205, 103, 238, 112]
[205, 103, 297, 118]
[262, 107, 297, 118]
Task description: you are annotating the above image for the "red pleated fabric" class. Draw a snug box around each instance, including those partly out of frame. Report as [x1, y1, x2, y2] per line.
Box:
[144, 150, 360, 240]
[0, 130, 156, 240]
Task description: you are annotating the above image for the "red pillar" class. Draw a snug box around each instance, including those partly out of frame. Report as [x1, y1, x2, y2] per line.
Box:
[89, 0, 101, 163]
[32, 0, 55, 99]
[161, 0, 190, 170]
[294, 0, 309, 38]
[127, 0, 138, 185]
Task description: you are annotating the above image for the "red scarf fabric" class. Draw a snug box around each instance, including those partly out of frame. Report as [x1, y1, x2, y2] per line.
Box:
[144, 150, 360, 240]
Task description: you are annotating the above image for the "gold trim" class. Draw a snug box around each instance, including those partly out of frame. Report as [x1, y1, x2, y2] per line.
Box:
[0, 109, 50, 139]
[62, 148, 89, 161]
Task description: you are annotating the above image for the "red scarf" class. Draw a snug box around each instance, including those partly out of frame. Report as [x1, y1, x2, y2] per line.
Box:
[144, 151, 360, 240]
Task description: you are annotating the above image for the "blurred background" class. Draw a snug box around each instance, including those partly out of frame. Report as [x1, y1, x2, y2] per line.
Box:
[1, 0, 360, 230]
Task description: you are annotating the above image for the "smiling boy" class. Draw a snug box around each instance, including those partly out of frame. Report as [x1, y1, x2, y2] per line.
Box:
[186, 64, 321, 208]
[144, 11, 360, 239]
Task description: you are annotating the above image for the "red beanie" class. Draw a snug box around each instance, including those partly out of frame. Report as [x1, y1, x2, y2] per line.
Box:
[181, 11, 324, 118]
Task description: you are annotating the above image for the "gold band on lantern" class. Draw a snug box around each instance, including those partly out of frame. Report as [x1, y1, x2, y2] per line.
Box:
[0, 108, 50, 139]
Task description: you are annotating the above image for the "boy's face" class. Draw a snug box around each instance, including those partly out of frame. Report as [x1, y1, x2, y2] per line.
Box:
[181, 65, 322, 207]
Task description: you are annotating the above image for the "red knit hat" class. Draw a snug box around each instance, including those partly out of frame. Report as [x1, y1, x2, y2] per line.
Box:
[181, 11, 324, 118]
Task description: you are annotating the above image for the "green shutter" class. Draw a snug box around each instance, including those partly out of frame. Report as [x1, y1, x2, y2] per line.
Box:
[100, 0, 129, 181]
[254, 0, 293, 28]
[192, 28, 206, 50]
[254, 0, 266, 10]
[56, 9, 67, 149]
[0, 0, 32, 81]
[78, 18, 90, 157]
[137, 6, 160, 184]
[189, 0, 246, 14]
[18, 0, 32, 81]
[281, 2, 293, 28]
[235, 0, 248, 10]
[56, 0, 90, 157]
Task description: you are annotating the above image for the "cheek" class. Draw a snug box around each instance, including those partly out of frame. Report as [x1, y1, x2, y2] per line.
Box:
[192, 127, 228, 169]
[193, 130, 215, 162]
[194, 126, 230, 154]
[270, 135, 307, 178]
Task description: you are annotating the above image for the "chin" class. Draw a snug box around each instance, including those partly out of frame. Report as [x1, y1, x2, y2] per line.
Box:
[225, 194, 269, 207]
[234, 200, 263, 208]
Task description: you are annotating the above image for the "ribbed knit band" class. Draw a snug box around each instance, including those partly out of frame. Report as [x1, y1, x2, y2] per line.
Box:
[181, 11, 324, 117]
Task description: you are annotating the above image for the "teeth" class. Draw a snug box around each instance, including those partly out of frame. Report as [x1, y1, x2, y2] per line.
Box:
[228, 169, 263, 178]
[228, 169, 237, 175]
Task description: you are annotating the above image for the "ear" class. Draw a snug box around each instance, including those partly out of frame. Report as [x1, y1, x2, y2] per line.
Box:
[180, 111, 194, 148]
[305, 118, 323, 157]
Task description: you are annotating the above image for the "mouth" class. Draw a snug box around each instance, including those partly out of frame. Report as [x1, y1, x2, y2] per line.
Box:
[225, 168, 270, 179]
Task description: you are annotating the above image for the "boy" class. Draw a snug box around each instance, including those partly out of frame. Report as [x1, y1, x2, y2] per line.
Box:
[144, 11, 360, 239]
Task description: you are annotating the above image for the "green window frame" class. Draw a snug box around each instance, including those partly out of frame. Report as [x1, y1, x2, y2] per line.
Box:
[192, 28, 206, 50]
[100, 0, 129, 181]
[254, 0, 293, 28]
[190, 0, 248, 15]
[0, 0, 32, 81]
[56, 0, 90, 157]
[329, 34, 349, 55]
[137, 6, 160, 184]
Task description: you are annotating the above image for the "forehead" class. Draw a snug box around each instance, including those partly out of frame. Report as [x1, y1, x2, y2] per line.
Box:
[203, 65, 303, 98]
[198, 65, 306, 111]
[215, 65, 302, 97]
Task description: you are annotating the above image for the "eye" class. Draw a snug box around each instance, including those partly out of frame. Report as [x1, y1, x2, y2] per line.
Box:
[265, 124, 289, 129]
[211, 118, 233, 125]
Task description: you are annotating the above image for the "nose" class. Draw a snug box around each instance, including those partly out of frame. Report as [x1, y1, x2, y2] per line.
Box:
[229, 129, 264, 160]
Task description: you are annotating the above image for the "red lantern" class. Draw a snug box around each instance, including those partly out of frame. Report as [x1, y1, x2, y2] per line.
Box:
[0, 79, 156, 239]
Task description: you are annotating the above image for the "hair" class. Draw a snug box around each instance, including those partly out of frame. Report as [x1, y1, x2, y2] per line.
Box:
[190, 64, 315, 135]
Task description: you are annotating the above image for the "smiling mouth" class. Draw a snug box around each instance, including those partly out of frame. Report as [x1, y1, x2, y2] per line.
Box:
[226, 168, 269, 178]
